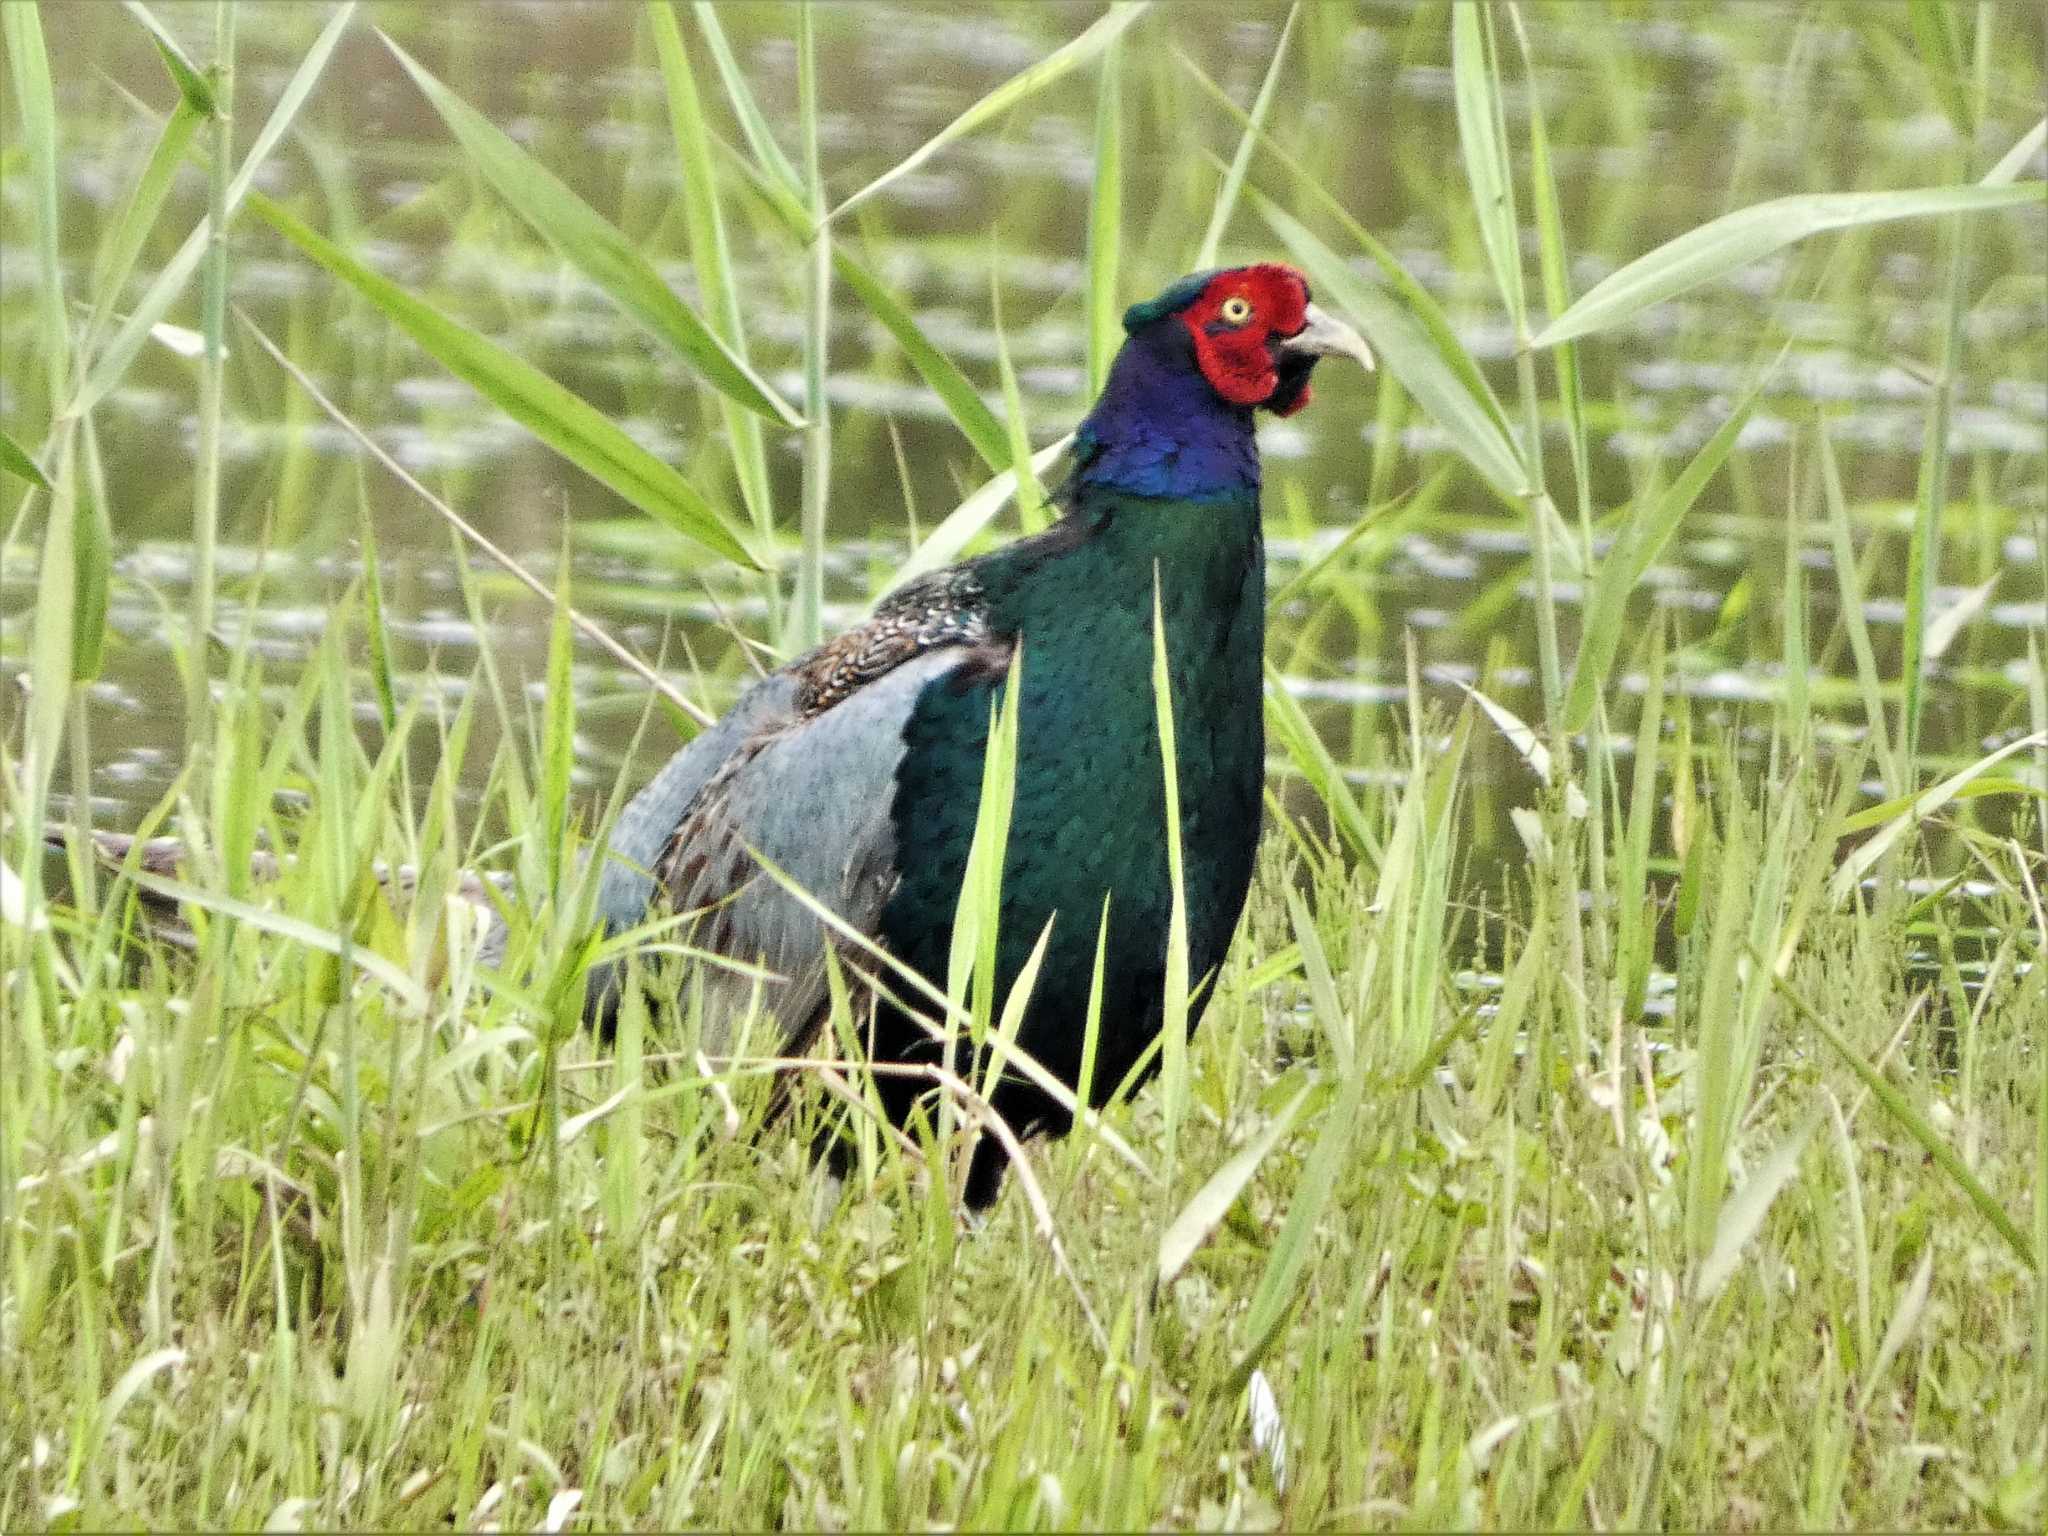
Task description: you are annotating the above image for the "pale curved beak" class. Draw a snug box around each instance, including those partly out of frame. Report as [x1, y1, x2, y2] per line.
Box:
[1281, 303, 1374, 371]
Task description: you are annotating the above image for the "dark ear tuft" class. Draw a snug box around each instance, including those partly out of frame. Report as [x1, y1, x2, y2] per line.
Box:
[1121, 269, 1223, 334]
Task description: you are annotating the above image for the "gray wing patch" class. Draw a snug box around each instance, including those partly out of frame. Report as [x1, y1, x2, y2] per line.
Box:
[593, 671, 800, 940]
[647, 647, 976, 1056]
[586, 566, 998, 1044]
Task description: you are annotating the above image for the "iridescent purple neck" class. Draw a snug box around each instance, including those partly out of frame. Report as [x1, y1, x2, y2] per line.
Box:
[1070, 321, 1261, 502]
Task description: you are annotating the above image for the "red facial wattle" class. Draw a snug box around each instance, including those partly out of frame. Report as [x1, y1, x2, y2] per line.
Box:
[1179, 264, 1313, 410]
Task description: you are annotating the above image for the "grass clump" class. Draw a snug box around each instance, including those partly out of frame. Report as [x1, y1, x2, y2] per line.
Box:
[4, 654, 2045, 1527]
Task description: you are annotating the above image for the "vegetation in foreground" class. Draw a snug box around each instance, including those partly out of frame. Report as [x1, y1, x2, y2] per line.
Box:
[3, 0, 2045, 1529]
[4, 651, 2045, 1528]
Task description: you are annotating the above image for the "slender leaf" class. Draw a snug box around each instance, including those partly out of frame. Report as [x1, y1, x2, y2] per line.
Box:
[990, 267, 1044, 526]
[835, 250, 1009, 471]
[1861, 1248, 1936, 1414]
[384, 33, 801, 428]
[1231, 1039, 1366, 1388]
[1818, 430, 1900, 794]
[244, 189, 759, 568]
[1907, 0, 1971, 138]
[71, 450, 111, 683]
[1454, 680, 1551, 786]
[541, 542, 577, 893]
[1921, 573, 1998, 661]
[1451, 0, 1525, 327]
[133, 871, 430, 1013]
[82, 99, 204, 362]
[1194, 3, 1296, 269]
[73, 1, 357, 417]
[1152, 576, 1192, 1180]
[4, 0, 66, 405]
[794, 2, 831, 650]
[0, 429, 51, 491]
[1535, 183, 2042, 347]
[1982, 118, 2046, 186]
[1837, 778, 2032, 836]
[1772, 970, 2032, 1270]
[23, 426, 79, 800]
[1158, 1083, 1312, 1288]
[692, 1, 803, 195]
[1565, 376, 1766, 731]
[829, 2, 1150, 223]
[1697, 1112, 1819, 1301]
[648, 0, 774, 533]
[1263, 663, 1379, 863]
[1262, 197, 1528, 499]
[1509, 2, 1590, 534]
[1828, 731, 2047, 905]
[889, 435, 1074, 592]
[1085, 35, 1123, 396]
[125, 0, 217, 115]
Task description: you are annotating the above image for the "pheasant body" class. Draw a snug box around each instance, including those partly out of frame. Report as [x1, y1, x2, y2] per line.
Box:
[590, 263, 1372, 1205]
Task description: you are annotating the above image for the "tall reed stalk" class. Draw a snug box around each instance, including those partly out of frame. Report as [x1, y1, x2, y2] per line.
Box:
[795, 5, 830, 652]
[1902, 0, 1995, 765]
[186, 0, 237, 759]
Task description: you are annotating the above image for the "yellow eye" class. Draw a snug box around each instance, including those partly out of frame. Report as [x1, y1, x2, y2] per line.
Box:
[1219, 294, 1254, 325]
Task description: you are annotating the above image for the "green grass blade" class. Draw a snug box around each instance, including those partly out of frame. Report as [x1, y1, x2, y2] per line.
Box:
[184, 0, 235, 757]
[835, 249, 1009, 471]
[22, 426, 78, 803]
[647, 0, 774, 534]
[70, 451, 111, 684]
[1696, 1111, 1819, 1302]
[1907, 0, 1972, 137]
[1508, 2, 1589, 535]
[1836, 777, 2033, 837]
[384, 32, 802, 429]
[1818, 431, 1900, 795]
[1770, 968, 2035, 1270]
[1181, 51, 1516, 454]
[1085, 35, 1122, 396]
[125, 0, 217, 114]
[1157, 1082, 1312, 1289]
[1194, 2, 1296, 269]
[1534, 183, 2041, 347]
[1152, 575, 1191, 1184]
[0, 430, 51, 491]
[1982, 118, 2046, 185]
[134, 871, 430, 1014]
[794, 1, 830, 651]
[540, 541, 577, 895]
[1262, 196, 1528, 499]
[692, 1, 804, 195]
[1564, 375, 1765, 732]
[888, 435, 1074, 592]
[357, 506, 397, 736]
[71, 1, 356, 418]
[946, 649, 1022, 1021]
[990, 266, 1044, 528]
[828, 2, 1150, 224]
[4, 0, 67, 408]
[1231, 1023, 1366, 1388]
[1828, 731, 2046, 905]
[80, 98, 204, 364]
[244, 188, 759, 568]
[1262, 660, 1379, 862]
[1451, 0, 1526, 329]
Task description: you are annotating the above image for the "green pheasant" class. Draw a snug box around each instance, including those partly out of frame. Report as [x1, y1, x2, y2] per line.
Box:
[590, 263, 1370, 1204]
